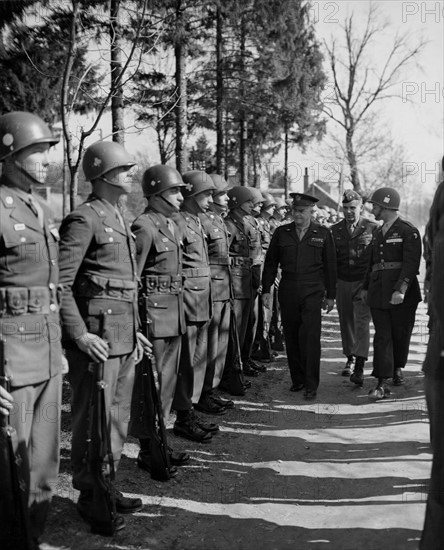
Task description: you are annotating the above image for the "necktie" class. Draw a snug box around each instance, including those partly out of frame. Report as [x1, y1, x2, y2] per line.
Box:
[381, 223, 389, 236]
[27, 194, 44, 227]
[114, 206, 125, 229]
[348, 224, 355, 236]
[166, 218, 175, 237]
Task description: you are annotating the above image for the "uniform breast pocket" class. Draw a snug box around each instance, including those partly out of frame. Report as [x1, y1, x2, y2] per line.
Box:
[2, 226, 41, 273]
[209, 228, 223, 241]
[308, 239, 324, 258]
[95, 233, 121, 263]
[154, 237, 174, 253]
[278, 243, 297, 266]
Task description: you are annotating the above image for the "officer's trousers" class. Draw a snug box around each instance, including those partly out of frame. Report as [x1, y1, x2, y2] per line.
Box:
[336, 279, 372, 359]
[67, 348, 135, 491]
[370, 304, 417, 378]
[279, 281, 323, 391]
[200, 299, 230, 397]
[8, 373, 62, 541]
[130, 335, 182, 435]
[173, 320, 209, 410]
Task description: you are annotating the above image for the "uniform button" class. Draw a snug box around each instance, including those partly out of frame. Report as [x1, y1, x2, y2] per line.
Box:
[51, 260, 56, 265]
[19, 326, 24, 333]
[107, 309, 113, 314]
[20, 237, 26, 242]
[50, 304, 57, 312]
[165, 247, 169, 250]
[49, 283, 55, 290]
[154, 302, 158, 306]
[109, 237, 114, 242]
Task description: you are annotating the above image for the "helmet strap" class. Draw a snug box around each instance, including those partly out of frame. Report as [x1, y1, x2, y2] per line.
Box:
[13, 159, 42, 188]
[159, 193, 179, 211]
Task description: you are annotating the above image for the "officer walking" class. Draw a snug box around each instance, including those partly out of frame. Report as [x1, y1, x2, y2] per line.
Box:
[331, 190, 378, 384]
[128, 165, 190, 474]
[361, 187, 421, 400]
[172, 171, 220, 441]
[196, 173, 235, 412]
[58, 141, 150, 532]
[262, 193, 337, 399]
[0, 111, 64, 549]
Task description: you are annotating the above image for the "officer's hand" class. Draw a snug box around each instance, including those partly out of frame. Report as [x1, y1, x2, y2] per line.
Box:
[323, 298, 335, 313]
[61, 354, 69, 374]
[0, 386, 13, 416]
[135, 331, 153, 363]
[257, 285, 263, 295]
[424, 280, 430, 304]
[262, 293, 271, 309]
[76, 332, 109, 363]
[389, 291, 405, 305]
[360, 290, 368, 304]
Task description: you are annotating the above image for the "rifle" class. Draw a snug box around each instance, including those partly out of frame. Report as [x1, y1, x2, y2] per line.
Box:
[141, 321, 172, 481]
[0, 338, 33, 550]
[219, 302, 246, 396]
[85, 311, 117, 536]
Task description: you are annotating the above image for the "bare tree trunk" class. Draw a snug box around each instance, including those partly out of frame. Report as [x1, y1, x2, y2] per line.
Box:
[110, 0, 124, 144]
[346, 128, 361, 193]
[284, 129, 289, 198]
[175, 0, 188, 173]
[215, 6, 225, 174]
[239, 14, 247, 186]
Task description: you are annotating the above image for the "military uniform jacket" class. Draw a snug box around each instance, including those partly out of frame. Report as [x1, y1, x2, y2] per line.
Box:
[331, 216, 378, 281]
[257, 215, 272, 255]
[132, 207, 185, 338]
[225, 210, 253, 299]
[59, 194, 138, 356]
[0, 179, 63, 386]
[199, 210, 231, 302]
[174, 210, 212, 323]
[363, 217, 422, 309]
[262, 221, 337, 299]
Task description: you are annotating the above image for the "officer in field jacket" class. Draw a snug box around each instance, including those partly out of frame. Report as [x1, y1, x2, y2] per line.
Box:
[129, 164, 190, 473]
[362, 187, 421, 400]
[172, 171, 218, 443]
[0, 111, 63, 548]
[196, 173, 234, 414]
[58, 141, 149, 531]
[330, 190, 378, 385]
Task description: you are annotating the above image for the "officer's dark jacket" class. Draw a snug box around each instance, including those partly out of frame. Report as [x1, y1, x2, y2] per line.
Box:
[132, 206, 185, 338]
[59, 194, 138, 355]
[262, 221, 337, 299]
[331, 216, 378, 281]
[0, 179, 63, 385]
[224, 209, 252, 300]
[199, 210, 230, 302]
[174, 209, 212, 323]
[362, 217, 422, 309]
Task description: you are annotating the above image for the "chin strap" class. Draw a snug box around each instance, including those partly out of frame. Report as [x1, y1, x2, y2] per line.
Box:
[13, 159, 43, 187]
[159, 193, 179, 211]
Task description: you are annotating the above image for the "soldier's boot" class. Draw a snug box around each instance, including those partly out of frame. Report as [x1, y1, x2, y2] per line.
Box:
[350, 356, 365, 386]
[393, 367, 405, 386]
[368, 377, 391, 401]
[173, 409, 212, 443]
[342, 355, 354, 376]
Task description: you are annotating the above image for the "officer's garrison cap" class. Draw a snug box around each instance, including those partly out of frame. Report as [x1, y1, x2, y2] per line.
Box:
[342, 190, 362, 203]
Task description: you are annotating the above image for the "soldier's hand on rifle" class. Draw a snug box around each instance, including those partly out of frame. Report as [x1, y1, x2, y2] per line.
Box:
[76, 332, 109, 363]
[262, 292, 271, 309]
[136, 331, 153, 362]
[0, 385, 13, 416]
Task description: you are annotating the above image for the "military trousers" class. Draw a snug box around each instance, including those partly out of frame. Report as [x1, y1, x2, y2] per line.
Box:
[7, 373, 62, 541]
[173, 320, 209, 410]
[200, 299, 231, 397]
[279, 280, 324, 391]
[130, 335, 182, 434]
[232, 298, 250, 351]
[420, 375, 444, 549]
[370, 304, 417, 378]
[336, 279, 372, 359]
[67, 348, 135, 491]
[242, 264, 261, 361]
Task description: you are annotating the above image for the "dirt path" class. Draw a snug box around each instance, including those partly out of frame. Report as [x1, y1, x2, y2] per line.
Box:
[44, 301, 430, 550]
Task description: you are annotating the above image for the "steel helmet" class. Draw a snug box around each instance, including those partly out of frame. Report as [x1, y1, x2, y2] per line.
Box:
[142, 164, 185, 197]
[181, 171, 216, 198]
[274, 197, 286, 209]
[83, 141, 136, 182]
[0, 111, 59, 161]
[369, 187, 400, 210]
[227, 186, 255, 210]
[249, 187, 265, 205]
[262, 192, 276, 209]
[209, 173, 231, 195]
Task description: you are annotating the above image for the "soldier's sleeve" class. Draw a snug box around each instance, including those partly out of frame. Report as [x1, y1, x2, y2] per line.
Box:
[131, 217, 154, 277]
[432, 232, 444, 327]
[395, 225, 422, 294]
[58, 210, 94, 341]
[322, 229, 337, 299]
[261, 229, 280, 293]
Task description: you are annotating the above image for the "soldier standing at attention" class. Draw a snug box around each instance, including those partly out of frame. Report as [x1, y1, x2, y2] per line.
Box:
[225, 187, 256, 376]
[172, 171, 220, 441]
[0, 111, 63, 549]
[58, 141, 150, 532]
[330, 190, 378, 384]
[129, 165, 190, 474]
[196, 173, 234, 413]
[361, 187, 421, 400]
[262, 193, 337, 399]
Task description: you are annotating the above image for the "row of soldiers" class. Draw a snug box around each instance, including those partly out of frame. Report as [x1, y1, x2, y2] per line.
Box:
[0, 111, 424, 548]
[0, 111, 293, 547]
